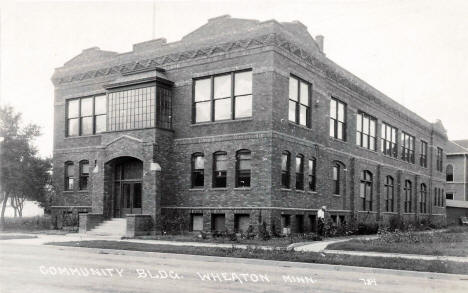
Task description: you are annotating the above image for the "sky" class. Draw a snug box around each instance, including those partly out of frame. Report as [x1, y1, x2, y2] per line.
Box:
[0, 0, 467, 158]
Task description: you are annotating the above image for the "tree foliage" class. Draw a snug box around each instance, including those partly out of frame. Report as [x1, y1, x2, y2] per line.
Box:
[0, 105, 51, 225]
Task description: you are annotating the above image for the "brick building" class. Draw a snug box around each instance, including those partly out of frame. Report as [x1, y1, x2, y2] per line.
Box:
[51, 15, 447, 236]
[445, 140, 468, 225]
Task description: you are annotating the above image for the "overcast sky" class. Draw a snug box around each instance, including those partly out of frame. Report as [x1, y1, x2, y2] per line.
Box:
[1, 0, 467, 158]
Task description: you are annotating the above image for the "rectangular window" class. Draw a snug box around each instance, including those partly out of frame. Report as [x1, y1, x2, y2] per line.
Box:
[436, 147, 443, 172]
[156, 86, 173, 129]
[191, 214, 204, 231]
[281, 152, 291, 188]
[281, 215, 291, 235]
[404, 181, 412, 213]
[66, 95, 107, 136]
[330, 97, 346, 140]
[381, 122, 397, 157]
[384, 176, 394, 212]
[234, 214, 250, 233]
[79, 161, 89, 190]
[64, 162, 74, 191]
[108, 87, 155, 131]
[288, 76, 311, 127]
[446, 193, 454, 200]
[191, 154, 204, 188]
[401, 132, 415, 163]
[193, 70, 252, 123]
[94, 95, 107, 133]
[308, 158, 316, 191]
[213, 152, 227, 188]
[333, 165, 340, 195]
[295, 155, 304, 190]
[420, 141, 428, 167]
[236, 150, 251, 188]
[356, 111, 376, 150]
[211, 214, 226, 232]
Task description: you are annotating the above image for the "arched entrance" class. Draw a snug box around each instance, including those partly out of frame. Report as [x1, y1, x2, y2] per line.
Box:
[111, 157, 143, 217]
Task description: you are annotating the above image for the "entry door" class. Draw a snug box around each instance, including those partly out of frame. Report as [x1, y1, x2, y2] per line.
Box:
[121, 182, 142, 216]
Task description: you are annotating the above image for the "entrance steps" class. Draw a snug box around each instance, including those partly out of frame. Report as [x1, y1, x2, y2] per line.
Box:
[87, 218, 127, 237]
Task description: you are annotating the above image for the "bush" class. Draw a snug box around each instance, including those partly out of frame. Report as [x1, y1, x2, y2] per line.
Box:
[356, 223, 379, 235]
[257, 222, 270, 241]
[389, 215, 405, 231]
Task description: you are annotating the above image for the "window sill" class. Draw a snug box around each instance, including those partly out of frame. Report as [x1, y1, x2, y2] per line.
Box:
[308, 191, 318, 194]
[192, 118, 253, 126]
[77, 190, 88, 193]
[189, 188, 205, 191]
[356, 145, 378, 153]
[296, 189, 305, 193]
[329, 137, 347, 144]
[381, 212, 397, 214]
[211, 188, 228, 191]
[234, 187, 251, 191]
[287, 121, 312, 131]
[63, 190, 74, 193]
[332, 194, 341, 197]
[280, 188, 292, 191]
[65, 134, 100, 139]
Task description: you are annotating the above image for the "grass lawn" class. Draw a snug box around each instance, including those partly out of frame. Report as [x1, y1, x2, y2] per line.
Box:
[0, 234, 38, 240]
[327, 226, 468, 257]
[46, 240, 468, 275]
[127, 234, 310, 248]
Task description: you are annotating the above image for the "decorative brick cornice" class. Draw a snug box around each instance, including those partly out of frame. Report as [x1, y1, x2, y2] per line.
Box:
[52, 33, 278, 85]
[52, 32, 444, 137]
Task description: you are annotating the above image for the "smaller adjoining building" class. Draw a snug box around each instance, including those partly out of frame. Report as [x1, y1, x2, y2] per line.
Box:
[445, 140, 468, 225]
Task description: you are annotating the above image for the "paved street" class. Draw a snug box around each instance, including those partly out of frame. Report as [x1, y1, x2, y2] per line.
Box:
[0, 239, 467, 293]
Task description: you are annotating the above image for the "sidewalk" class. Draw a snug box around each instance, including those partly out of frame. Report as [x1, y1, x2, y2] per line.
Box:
[290, 235, 378, 252]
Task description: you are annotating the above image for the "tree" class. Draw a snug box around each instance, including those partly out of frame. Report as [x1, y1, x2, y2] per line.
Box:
[0, 105, 51, 226]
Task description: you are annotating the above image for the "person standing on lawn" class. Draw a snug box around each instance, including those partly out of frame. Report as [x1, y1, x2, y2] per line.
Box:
[317, 206, 326, 236]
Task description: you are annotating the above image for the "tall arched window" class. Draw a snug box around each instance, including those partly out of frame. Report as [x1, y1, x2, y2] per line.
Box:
[360, 171, 373, 211]
[281, 151, 291, 188]
[308, 158, 317, 191]
[236, 150, 251, 187]
[404, 180, 412, 213]
[419, 183, 427, 213]
[384, 176, 394, 212]
[64, 161, 74, 191]
[295, 154, 304, 190]
[79, 160, 89, 190]
[191, 153, 204, 188]
[446, 165, 454, 182]
[213, 151, 227, 188]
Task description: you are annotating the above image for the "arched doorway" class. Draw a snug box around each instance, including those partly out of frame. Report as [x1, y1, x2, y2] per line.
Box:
[111, 157, 143, 217]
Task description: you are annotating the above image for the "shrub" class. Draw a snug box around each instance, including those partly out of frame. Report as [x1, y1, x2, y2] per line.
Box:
[356, 223, 379, 235]
[257, 222, 270, 240]
[389, 215, 405, 231]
